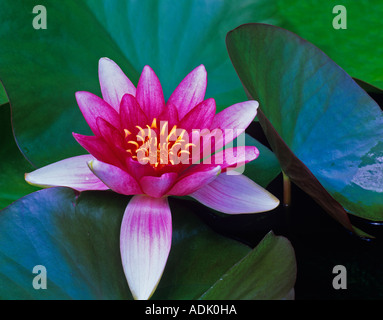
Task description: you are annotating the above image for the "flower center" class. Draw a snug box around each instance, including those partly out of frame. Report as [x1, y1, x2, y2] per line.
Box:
[124, 118, 195, 168]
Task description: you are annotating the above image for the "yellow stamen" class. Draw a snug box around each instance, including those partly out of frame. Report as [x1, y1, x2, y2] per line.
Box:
[136, 135, 145, 142]
[124, 129, 131, 138]
[127, 141, 139, 148]
[151, 118, 157, 129]
[179, 129, 186, 139]
[146, 125, 152, 139]
[135, 125, 145, 137]
[137, 147, 147, 153]
[160, 121, 168, 136]
[167, 125, 177, 142]
[160, 142, 167, 151]
[178, 150, 191, 156]
[170, 142, 182, 151]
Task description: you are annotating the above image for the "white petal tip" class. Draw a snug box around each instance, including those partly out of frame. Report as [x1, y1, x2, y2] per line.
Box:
[195, 64, 207, 72]
[251, 187, 280, 213]
[248, 100, 259, 109]
[267, 194, 280, 210]
[99, 57, 117, 68]
[75, 91, 91, 101]
[142, 65, 151, 71]
[120, 196, 172, 301]
[24, 172, 47, 188]
[99, 57, 111, 62]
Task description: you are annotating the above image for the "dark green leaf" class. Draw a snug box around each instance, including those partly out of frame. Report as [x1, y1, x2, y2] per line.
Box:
[0, 104, 38, 209]
[200, 232, 296, 300]
[0, 82, 7, 106]
[0, 1, 137, 167]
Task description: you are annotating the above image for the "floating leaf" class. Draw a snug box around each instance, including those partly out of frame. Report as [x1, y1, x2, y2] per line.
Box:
[242, 134, 281, 188]
[226, 24, 383, 230]
[0, 188, 296, 299]
[200, 231, 296, 300]
[276, 0, 383, 89]
[0, 82, 7, 106]
[0, 104, 38, 209]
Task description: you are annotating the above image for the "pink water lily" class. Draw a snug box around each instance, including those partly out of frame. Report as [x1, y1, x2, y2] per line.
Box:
[25, 58, 279, 300]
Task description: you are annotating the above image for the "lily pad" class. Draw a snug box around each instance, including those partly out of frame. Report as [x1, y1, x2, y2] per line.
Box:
[226, 24, 383, 230]
[200, 231, 296, 300]
[0, 0, 284, 167]
[276, 0, 383, 90]
[242, 134, 281, 188]
[0, 82, 7, 106]
[0, 104, 38, 209]
[0, 187, 296, 299]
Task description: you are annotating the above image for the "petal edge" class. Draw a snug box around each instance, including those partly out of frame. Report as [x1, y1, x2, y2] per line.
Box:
[190, 173, 279, 214]
[25, 155, 108, 191]
[120, 195, 172, 300]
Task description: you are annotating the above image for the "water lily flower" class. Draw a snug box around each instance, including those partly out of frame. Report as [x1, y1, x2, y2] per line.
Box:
[25, 58, 279, 300]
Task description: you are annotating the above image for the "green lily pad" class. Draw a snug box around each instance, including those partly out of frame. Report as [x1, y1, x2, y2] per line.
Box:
[0, 1, 137, 167]
[0, 0, 284, 167]
[226, 24, 383, 230]
[0, 187, 296, 299]
[0, 82, 7, 106]
[276, 0, 383, 90]
[0, 104, 38, 209]
[214, 133, 281, 188]
[200, 231, 296, 300]
[242, 134, 281, 188]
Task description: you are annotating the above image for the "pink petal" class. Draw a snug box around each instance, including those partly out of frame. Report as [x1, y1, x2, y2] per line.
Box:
[139, 172, 178, 198]
[158, 103, 179, 130]
[120, 94, 149, 132]
[211, 100, 259, 146]
[136, 66, 165, 121]
[73, 133, 124, 169]
[178, 98, 216, 132]
[186, 146, 257, 180]
[96, 117, 125, 150]
[120, 195, 172, 300]
[75, 91, 121, 136]
[190, 173, 279, 214]
[205, 146, 259, 173]
[167, 65, 207, 119]
[98, 57, 136, 112]
[88, 160, 142, 195]
[25, 155, 108, 191]
[168, 165, 221, 196]
[125, 157, 157, 181]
